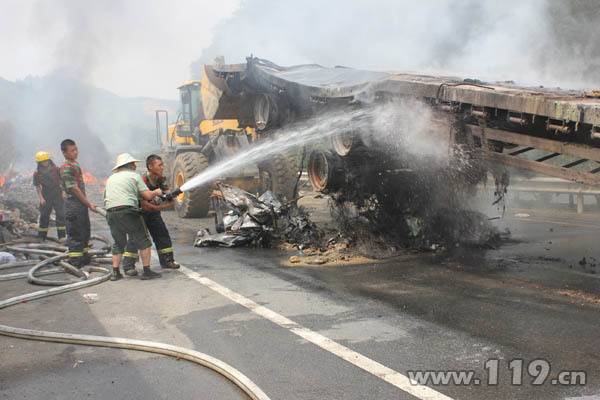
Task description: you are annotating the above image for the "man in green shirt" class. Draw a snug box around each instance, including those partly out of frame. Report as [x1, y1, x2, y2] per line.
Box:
[104, 153, 163, 281]
[122, 154, 179, 276]
[59, 139, 98, 268]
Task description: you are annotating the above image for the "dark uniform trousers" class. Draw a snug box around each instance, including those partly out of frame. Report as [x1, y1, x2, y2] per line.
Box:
[38, 190, 66, 239]
[64, 197, 91, 267]
[123, 211, 173, 269]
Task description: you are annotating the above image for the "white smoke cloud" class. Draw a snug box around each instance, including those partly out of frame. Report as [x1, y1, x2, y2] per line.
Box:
[194, 0, 599, 90]
[1, 0, 241, 98]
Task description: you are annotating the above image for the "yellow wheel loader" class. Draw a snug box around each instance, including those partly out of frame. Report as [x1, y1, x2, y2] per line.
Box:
[156, 58, 298, 218]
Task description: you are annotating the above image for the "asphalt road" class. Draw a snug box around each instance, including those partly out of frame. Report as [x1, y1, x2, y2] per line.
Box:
[1, 196, 599, 399]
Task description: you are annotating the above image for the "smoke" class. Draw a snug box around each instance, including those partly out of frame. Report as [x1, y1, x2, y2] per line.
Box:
[0, 120, 17, 171]
[368, 99, 452, 164]
[29, 1, 116, 81]
[192, 0, 599, 90]
[6, 0, 121, 175]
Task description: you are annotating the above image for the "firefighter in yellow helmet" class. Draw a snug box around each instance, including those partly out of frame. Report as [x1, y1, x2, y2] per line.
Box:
[33, 151, 66, 241]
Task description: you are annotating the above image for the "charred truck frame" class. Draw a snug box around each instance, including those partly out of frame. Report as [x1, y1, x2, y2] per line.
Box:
[158, 56, 600, 219]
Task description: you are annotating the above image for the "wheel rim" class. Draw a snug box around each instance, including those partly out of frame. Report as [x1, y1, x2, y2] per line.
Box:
[332, 131, 354, 156]
[175, 171, 185, 204]
[307, 151, 329, 191]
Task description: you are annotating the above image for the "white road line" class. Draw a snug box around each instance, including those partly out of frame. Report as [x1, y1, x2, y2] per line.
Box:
[170, 260, 453, 400]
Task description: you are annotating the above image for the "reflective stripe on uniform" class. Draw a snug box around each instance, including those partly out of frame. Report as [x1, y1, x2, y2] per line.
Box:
[124, 252, 138, 258]
[57, 226, 66, 230]
[140, 215, 151, 240]
[158, 247, 173, 254]
[83, 247, 89, 253]
[37, 227, 49, 232]
[69, 252, 84, 257]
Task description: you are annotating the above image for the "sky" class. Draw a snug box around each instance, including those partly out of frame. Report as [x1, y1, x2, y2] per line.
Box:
[1, 0, 597, 101]
[0, 0, 240, 99]
[193, 0, 599, 92]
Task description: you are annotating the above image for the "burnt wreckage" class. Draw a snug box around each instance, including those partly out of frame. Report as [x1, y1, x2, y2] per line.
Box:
[202, 57, 600, 246]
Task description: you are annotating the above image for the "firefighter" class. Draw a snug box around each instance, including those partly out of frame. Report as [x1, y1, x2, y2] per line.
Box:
[104, 153, 163, 281]
[33, 151, 66, 241]
[59, 139, 98, 268]
[122, 154, 180, 276]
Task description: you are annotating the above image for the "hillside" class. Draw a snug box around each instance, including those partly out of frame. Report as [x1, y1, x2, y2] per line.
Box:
[0, 73, 178, 173]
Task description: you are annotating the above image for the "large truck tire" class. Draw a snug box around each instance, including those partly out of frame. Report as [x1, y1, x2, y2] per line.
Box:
[258, 153, 299, 202]
[172, 152, 210, 218]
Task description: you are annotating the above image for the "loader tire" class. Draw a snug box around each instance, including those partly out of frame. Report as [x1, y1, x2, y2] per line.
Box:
[172, 152, 210, 218]
[258, 153, 299, 202]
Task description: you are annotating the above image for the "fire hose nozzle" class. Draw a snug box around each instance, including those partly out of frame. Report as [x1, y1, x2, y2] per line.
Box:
[160, 187, 182, 201]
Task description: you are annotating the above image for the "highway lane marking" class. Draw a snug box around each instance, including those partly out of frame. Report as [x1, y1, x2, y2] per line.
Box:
[167, 259, 453, 400]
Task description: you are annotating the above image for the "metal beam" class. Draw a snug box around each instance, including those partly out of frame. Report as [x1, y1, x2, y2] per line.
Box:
[562, 159, 588, 169]
[466, 125, 600, 162]
[535, 153, 560, 162]
[509, 147, 535, 156]
[483, 151, 600, 186]
[383, 76, 600, 126]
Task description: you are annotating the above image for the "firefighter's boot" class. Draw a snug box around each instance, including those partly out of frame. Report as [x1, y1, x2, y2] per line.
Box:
[160, 252, 180, 269]
[110, 269, 123, 281]
[141, 267, 161, 280]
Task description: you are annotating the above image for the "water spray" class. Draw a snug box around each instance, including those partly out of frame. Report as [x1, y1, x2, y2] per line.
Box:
[177, 108, 370, 193]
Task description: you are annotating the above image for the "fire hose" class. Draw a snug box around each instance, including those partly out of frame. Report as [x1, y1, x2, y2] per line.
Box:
[0, 237, 270, 400]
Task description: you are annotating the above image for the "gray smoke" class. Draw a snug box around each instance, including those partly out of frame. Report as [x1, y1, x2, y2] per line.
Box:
[13, 73, 112, 175]
[6, 0, 120, 175]
[192, 0, 599, 90]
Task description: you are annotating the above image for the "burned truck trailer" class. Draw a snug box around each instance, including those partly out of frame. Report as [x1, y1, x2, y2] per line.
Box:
[230, 58, 600, 191]
[180, 57, 600, 225]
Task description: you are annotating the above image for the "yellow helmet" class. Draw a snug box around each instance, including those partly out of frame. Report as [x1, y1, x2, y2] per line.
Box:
[35, 151, 51, 163]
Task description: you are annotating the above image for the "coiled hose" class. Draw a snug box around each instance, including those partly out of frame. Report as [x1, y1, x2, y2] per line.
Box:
[0, 237, 270, 400]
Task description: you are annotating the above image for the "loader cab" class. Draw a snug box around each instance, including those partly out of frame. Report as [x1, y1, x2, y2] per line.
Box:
[175, 81, 205, 139]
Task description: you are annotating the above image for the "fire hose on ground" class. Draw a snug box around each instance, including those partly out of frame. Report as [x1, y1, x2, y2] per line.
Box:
[0, 235, 270, 400]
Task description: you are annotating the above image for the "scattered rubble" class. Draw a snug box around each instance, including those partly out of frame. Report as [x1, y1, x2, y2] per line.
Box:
[195, 183, 321, 249]
[194, 178, 506, 266]
[0, 171, 40, 241]
[82, 293, 99, 303]
[0, 169, 106, 243]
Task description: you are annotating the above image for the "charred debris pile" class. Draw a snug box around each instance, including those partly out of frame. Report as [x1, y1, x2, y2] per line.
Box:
[307, 100, 509, 257]
[194, 168, 505, 262]
[195, 183, 322, 249]
[326, 165, 505, 258]
[195, 102, 508, 261]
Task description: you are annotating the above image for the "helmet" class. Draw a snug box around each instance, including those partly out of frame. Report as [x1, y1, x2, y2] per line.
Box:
[35, 151, 51, 163]
[112, 153, 141, 170]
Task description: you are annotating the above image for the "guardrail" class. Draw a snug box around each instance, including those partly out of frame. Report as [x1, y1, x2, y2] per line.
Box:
[300, 172, 600, 215]
[484, 176, 600, 214]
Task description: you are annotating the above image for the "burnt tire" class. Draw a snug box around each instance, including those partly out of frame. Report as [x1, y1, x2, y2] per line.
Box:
[172, 152, 210, 218]
[258, 153, 299, 202]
